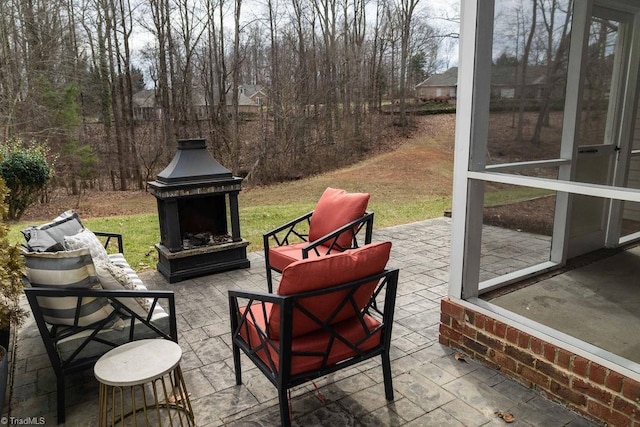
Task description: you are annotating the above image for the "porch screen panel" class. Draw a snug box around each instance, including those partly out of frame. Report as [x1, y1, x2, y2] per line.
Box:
[577, 15, 619, 148]
[480, 183, 553, 284]
[486, 0, 572, 174]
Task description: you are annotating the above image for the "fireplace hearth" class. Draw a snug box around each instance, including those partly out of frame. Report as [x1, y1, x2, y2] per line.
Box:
[148, 138, 250, 283]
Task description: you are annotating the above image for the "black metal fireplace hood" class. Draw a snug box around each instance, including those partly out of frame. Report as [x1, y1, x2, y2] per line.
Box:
[155, 138, 233, 185]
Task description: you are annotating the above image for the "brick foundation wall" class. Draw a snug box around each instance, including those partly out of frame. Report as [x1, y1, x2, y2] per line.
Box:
[439, 298, 640, 427]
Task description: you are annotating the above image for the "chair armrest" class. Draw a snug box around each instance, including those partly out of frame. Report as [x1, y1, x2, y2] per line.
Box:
[24, 287, 177, 369]
[229, 289, 284, 304]
[94, 231, 124, 254]
[263, 211, 313, 249]
[302, 211, 374, 256]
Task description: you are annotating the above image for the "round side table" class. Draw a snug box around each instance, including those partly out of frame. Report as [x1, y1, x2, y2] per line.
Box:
[94, 339, 195, 426]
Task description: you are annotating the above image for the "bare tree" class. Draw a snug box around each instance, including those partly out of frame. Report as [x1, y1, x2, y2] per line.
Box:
[394, 0, 420, 128]
[144, 0, 176, 154]
[200, 0, 225, 156]
[516, 0, 537, 141]
[368, 0, 390, 112]
[0, 0, 24, 139]
[312, 0, 339, 144]
[230, 0, 243, 174]
[265, 0, 281, 173]
[172, 0, 207, 137]
[532, 0, 572, 145]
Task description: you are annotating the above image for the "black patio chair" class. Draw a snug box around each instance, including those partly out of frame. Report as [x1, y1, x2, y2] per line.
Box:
[263, 187, 374, 292]
[229, 241, 398, 426]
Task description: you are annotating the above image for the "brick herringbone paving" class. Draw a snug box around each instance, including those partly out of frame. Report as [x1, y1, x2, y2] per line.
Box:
[8, 218, 600, 426]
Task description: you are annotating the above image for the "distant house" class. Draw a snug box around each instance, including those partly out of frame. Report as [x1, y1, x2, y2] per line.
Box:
[132, 89, 162, 121]
[132, 85, 265, 121]
[490, 65, 548, 99]
[194, 87, 262, 116]
[415, 67, 458, 101]
[416, 65, 551, 102]
[239, 84, 268, 107]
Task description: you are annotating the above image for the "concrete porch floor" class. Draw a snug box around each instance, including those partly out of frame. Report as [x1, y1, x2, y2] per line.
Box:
[488, 244, 640, 365]
[6, 218, 605, 426]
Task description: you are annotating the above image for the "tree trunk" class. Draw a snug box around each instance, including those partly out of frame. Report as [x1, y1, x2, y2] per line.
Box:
[516, 1, 537, 142]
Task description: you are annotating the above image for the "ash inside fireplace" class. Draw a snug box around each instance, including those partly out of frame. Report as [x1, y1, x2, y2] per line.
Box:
[183, 232, 232, 249]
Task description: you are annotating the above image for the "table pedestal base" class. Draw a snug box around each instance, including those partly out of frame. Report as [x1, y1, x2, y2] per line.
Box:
[98, 364, 194, 426]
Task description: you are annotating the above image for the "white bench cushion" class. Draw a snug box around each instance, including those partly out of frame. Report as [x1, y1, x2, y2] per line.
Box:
[56, 254, 169, 362]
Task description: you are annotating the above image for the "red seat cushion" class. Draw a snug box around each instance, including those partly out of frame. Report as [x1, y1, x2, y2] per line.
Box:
[268, 242, 326, 272]
[269, 241, 392, 339]
[308, 187, 370, 249]
[241, 303, 382, 376]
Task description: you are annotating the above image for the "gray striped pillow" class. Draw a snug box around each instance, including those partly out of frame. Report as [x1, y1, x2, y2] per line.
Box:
[23, 248, 115, 326]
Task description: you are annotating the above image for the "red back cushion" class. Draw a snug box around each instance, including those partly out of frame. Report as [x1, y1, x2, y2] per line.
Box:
[268, 241, 392, 338]
[308, 187, 370, 248]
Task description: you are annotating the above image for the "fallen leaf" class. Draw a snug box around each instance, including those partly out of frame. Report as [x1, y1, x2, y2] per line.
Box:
[166, 391, 191, 404]
[454, 352, 468, 363]
[495, 410, 515, 423]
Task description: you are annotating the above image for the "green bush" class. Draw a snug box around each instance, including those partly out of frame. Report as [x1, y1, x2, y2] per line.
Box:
[0, 178, 27, 330]
[0, 140, 53, 220]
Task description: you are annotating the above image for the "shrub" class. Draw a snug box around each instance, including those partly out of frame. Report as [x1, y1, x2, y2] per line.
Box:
[0, 177, 27, 330]
[0, 140, 53, 220]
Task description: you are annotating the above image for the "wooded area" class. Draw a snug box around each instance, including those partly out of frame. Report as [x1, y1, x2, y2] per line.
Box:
[0, 0, 456, 194]
[0, 0, 612, 195]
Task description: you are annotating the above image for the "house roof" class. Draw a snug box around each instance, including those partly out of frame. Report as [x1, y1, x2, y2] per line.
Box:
[210, 88, 258, 107]
[239, 84, 266, 98]
[416, 67, 458, 88]
[416, 65, 549, 89]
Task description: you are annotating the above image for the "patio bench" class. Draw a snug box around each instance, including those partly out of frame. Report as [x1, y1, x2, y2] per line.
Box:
[20, 211, 177, 424]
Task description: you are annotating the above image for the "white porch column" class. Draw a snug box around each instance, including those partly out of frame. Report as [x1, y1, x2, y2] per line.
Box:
[550, 1, 592, 263]
[449, 0, 494, 299]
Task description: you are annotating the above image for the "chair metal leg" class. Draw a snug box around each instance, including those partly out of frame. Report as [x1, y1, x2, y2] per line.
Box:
[233, 343, 242, 385]
[382, 352, 394, 401]
[278, 387, 291, 427]
[57, 375, 66, 424]
[266, 268, 273, 293]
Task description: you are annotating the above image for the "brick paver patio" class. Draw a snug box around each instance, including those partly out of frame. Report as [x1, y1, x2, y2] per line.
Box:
[6, 218, 600, 426]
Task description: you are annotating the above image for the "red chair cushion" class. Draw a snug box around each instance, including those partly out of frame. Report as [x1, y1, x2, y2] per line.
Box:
[308, 187, 370, 249]
[268, 242, 325, 272]
[241, 304, 382, 375]
[269, 241, 392, 339]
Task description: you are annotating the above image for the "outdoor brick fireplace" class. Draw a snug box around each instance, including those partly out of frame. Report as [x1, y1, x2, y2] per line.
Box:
[149, 138, 250, 283]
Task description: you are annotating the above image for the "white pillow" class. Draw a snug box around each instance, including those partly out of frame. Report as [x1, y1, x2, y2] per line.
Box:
[94, 261, 150, 317]
[64, 229, 110, 264]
